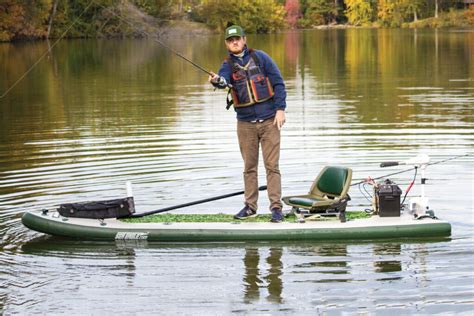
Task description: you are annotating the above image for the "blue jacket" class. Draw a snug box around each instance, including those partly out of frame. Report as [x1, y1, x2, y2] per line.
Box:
[215, 47, 286, 122]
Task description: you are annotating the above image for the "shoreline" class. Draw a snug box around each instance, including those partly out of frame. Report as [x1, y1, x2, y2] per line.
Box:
[1, 10, 472, 43]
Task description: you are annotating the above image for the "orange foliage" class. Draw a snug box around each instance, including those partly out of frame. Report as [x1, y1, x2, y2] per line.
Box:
[465, 7, 474, 25]
[0, 0, 49, 41]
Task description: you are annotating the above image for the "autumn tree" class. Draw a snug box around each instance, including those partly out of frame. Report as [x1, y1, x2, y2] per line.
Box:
[285, 0, 301, 28]
[377, 0, 416, 27]
[344, 0, 375, 26]
[194, 0, 286, 33]
[0, 0, 51, 41]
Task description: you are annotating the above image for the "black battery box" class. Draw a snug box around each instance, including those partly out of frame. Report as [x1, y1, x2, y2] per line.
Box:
[376, 181, 402, 217]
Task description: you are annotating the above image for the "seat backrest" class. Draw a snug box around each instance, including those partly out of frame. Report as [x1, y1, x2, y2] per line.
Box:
[309, 166, 352, 198]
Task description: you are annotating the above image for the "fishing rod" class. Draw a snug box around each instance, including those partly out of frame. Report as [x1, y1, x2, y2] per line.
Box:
[355, 153, 472, 215]
[99, 4, 214, 76]
[0, 0, 230, 99]
[128, 153, 470, 218]
[98, 5, 232, 88]
[124, 185, 267, 218]
[350, 153, 472, 187]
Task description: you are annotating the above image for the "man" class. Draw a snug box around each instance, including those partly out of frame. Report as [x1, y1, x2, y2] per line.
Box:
[209, 25, 286, 223]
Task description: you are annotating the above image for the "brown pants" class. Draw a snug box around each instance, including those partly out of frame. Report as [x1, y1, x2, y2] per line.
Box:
[237, 118, 282, 211]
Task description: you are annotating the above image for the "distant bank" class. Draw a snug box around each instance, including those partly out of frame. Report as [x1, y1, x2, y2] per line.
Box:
[0, 0, 473, 42]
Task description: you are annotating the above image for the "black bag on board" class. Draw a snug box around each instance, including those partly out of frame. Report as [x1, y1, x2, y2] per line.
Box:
[58, 197, 135, 219]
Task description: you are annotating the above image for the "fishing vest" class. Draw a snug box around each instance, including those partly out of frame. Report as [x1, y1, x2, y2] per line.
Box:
[226, 50, 274, 109]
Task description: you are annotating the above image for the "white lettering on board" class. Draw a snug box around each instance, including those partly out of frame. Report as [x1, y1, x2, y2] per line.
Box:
[115, 232, 149, 240]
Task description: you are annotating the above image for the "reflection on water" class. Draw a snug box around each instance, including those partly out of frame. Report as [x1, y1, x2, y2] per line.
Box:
[373, 244, 402, 280]
[13, 238, 473, 314]
[243, 247, 283, 304]
[0, 29, 473, 313]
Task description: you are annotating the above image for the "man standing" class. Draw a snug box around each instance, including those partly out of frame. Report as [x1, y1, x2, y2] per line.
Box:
[209, 25, 287, 223]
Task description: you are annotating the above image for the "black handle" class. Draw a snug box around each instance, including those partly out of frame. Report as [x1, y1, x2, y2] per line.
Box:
[125, 185, 267, 218]
[380, 161, 399, 168]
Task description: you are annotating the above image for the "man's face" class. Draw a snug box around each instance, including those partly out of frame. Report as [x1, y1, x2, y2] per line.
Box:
[225, 36, 246, 54]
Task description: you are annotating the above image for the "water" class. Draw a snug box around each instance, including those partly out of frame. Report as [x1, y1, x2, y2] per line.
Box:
[1, 29, 473, 314]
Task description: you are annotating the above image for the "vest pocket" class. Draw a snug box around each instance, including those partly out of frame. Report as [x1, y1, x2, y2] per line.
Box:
[251, 76, 274, 102]
[232, 78, 254, 107]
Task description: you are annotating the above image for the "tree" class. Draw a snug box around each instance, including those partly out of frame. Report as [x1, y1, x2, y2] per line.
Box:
[377, 0, 396, 26]
[194, 0, 286, 33]
[47, 0, 59, 38]
[377, 0, 417, 27]
[344, 0, 375, 26]
[299, 0, 339, 26]
[403, 0, 423, 22]
[285, 0, 301, 28]
[0, 0, 51, 41]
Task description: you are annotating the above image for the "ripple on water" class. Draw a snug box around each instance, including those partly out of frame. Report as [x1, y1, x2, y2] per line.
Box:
[1, 30, 473, 314]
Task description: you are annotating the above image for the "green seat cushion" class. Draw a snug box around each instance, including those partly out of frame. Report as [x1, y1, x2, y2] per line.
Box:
[317, 167, 348, 195]
[288, 197, 319, 207]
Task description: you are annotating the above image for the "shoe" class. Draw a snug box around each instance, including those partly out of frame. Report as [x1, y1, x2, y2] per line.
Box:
[234, 205, 257, 219]
[270, 208, 284, 223]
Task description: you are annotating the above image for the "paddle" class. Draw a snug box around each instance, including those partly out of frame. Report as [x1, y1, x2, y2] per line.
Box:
[124, 185, 267, 218]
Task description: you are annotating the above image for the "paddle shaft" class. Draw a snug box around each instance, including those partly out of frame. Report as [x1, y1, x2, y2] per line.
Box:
[127, 185, 267, 218]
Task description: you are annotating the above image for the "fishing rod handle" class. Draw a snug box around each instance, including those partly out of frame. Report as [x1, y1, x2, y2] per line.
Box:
[380, 161, 399, 168]
[216, 76, 233, 89]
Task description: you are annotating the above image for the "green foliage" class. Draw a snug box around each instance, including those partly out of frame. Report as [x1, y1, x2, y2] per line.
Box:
[405, 8, 473, 28]
[131, 0, 194, 20]
[377, 0, 426, 27]
[50, 0, 118, 38]
[404, 0, 424, 21]
[344, 0, 375, 26]
[299, 0, 344, 27]
[193, 0, 286, 33]
[0, 0, 471, 42]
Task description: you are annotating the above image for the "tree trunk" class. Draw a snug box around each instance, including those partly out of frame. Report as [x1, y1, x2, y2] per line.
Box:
[414, 10, 418, 22]
[47, 0, 59, 39]
[434, 0, 439, 18]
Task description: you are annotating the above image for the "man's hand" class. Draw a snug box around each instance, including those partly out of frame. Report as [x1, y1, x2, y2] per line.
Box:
[273, 110, 286, 130]
[209, 71, 219, 84]
[209, 72, 229, 88]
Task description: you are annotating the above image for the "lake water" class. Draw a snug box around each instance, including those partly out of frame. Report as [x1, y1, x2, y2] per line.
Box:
[0, 28, 473, 314]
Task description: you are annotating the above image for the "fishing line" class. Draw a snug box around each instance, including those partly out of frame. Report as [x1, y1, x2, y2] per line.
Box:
[425, 152, 472, 167]
[0, 0, 214, 100]
[98, 4, 213, 76]
[0, 0, 96, 99]
[351, 152, 472, 187]
[351, 167, 414, 187]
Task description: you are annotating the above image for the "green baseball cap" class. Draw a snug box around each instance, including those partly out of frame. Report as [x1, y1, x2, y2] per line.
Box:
[225, 25, 245, 39]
